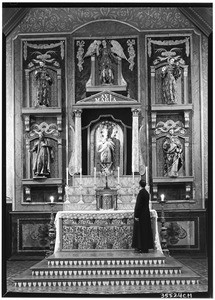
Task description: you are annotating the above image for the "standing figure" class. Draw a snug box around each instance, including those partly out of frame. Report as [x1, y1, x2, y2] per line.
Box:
[132, 180, 154, 253]
[35, 62, 53, 107]
[163, 128, 183, 177]
[97, 125, 115, 167]
[30, 132, 54, 177]
[161, 58, 181, 104]
[99, 40, 115, 84]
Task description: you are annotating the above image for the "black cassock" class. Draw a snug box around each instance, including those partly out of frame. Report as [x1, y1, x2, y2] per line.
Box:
[131, 188, 154, 252]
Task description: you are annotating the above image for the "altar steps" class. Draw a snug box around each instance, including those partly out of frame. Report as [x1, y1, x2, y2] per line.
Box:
[13, 250, 200, 292]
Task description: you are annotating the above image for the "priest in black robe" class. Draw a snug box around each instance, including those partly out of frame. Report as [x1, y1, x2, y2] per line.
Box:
[131, 180, 154, 253]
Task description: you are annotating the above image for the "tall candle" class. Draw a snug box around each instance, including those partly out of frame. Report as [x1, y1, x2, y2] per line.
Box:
[117, 166, 120, 184]
[145, 166, 148, 185]
[132, 171, 134, 184]
[66, 167, 69, 185]
[160, 194, 165, 202]
[94, 167, 96, 185]
[80, 168, 82, 184]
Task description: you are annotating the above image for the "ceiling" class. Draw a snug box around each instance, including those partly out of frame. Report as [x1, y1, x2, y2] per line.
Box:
[2, 5, 213, 37]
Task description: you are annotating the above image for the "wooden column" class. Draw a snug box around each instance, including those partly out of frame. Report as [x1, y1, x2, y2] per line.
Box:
[184, 137, 190, 177]
[74, 109, 82, 174]
[131, 108, 141, 173]
[150, 66, 156, 105]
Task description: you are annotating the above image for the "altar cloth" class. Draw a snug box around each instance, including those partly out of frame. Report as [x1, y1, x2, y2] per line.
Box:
[54, 210, 162, 253]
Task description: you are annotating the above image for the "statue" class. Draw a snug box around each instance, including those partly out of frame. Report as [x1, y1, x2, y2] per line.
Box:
[97, 125, 115, 168]
[161, 58, 181, 104]
[84, 39, 128, 86]
[30, 131, 54, 177]
[163, 128, 183, 177]
[99, 40, 115, 84]
[35, 62, 53, 107]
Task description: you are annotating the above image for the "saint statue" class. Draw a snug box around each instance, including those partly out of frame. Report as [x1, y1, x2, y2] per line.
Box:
[97, 125, 115, 167]
[30, 131, 54, 177]
[35, 62, 53, 107]
[163, 128, 183, 177]
[161, 58, 181, 104]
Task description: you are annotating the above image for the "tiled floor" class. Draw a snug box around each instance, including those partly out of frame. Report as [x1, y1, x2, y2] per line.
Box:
[4, 254, 210, 297]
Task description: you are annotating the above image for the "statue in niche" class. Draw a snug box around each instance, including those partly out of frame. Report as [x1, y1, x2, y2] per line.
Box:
[163, 128, 183, 177]
[97, 122, 120, 173]
[34, 62, 53, 107]
[30, 131, 54, 177]
[99, 40, 116, 84]
[161, 58, 182, 104]
[84, 39, 128, 87]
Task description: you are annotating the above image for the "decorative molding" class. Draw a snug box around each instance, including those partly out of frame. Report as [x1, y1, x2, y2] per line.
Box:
[148, 37, 190, 58]
[76, 40, 85, 72]
[17, 7, 194, 33]
[28, 122, 60, 138]
[23, 40, 65, 61]
[127, 39, 136, 71]
[154, 120, 186, 136]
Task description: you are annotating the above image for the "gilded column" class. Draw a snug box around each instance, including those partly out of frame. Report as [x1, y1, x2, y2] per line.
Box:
[74, 109, 82, 174]
[131, 108, 141, 173]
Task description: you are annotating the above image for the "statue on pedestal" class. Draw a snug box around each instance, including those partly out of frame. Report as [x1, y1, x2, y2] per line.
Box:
[35, 62, 53, 107]
[161, 58, 181, 104]
[30, 131, 54, 178]
[163, 128, 183, 177]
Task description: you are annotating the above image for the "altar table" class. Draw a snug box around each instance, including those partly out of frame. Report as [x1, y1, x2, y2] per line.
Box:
[54, 210, 162, 253]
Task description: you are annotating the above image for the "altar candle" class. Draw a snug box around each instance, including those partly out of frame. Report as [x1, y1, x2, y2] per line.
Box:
[145, 166, 148, 185]
[160, 194, 165, 202]
[80, 168, 82, 184]
[117, 166, 120, 184]
[66, 167, 69, 185]
[94, 167, 96, 185]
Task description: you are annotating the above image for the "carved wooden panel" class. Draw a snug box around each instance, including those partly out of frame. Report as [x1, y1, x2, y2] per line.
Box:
[75, 37, 138, 101]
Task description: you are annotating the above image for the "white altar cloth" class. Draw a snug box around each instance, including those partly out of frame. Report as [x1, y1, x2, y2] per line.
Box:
[54, 209, 162, 253]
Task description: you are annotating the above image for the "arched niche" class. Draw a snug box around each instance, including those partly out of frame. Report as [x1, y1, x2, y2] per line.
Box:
[90, 120, 124, 175]
[24, 65, 61, 108]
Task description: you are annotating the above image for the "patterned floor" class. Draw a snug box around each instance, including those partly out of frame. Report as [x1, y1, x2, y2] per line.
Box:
[4, 254, 210, 297]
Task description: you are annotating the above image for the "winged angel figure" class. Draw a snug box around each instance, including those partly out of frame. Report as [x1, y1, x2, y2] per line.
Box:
[84, 39, 127, 84]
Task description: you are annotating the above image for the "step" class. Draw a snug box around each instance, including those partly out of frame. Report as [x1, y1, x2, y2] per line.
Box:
[30, 258, 182, 276]
[47, 250, 166, 266]
[13, 258, 200, 287]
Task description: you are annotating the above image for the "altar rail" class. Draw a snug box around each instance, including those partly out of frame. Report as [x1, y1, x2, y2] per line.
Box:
[54, 210, 162, 252]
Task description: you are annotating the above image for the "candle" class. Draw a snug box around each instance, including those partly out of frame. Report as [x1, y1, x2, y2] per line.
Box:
[66, 167, 69, 185]
[160, 194, 165, 202]
[132, 171, 134, 184]
[94, 167, 96, 185]
[145, 166, 148, 185]
[50, 196, 54, 203]
[80, 168, 82, 184]
[117, 166, 120, 184]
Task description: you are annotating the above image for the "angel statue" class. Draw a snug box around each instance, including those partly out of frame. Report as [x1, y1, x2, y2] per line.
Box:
[84, 39, 127, 85]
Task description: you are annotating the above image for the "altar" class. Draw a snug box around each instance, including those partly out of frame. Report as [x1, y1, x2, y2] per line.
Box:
[54, 209, 162, 253]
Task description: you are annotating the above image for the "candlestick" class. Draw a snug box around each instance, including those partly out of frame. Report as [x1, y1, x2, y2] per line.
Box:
[117, 166, 120, 184]
[66, 167, 68, 185]
[160, 194, 165, 202]
[50, 196, 54, 203]
[145, 166, 148, 185]
[94, 167, 96, 185]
